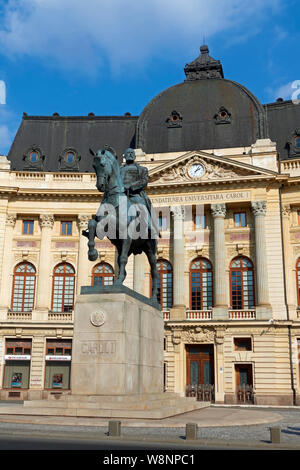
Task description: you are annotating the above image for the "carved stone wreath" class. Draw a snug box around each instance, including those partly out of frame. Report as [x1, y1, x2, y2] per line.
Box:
[90, 311, 106, 327]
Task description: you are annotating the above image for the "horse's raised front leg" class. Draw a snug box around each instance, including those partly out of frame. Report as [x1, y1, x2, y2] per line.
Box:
[82, 218, 99, 261]
[145, 244, 158, 302]
[114, 239, 131, 285]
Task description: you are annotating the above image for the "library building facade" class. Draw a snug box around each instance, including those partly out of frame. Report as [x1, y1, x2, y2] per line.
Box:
[0, 45, 300, 405]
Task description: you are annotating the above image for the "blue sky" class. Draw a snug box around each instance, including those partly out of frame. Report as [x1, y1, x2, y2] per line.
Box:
[0, 0, 299, 154]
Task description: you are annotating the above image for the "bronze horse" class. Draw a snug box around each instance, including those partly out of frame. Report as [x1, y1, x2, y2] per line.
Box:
[83, 147, 159, 301]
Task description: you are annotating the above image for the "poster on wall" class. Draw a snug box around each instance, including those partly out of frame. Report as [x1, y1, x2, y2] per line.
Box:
[52, 374, 63, 388]
[11, 372, 22, 388]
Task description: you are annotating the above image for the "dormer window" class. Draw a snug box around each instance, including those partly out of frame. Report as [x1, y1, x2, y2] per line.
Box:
[166, 110, 182, 128]
[65, 151, 75, 164]
[287, 130, 300, 158]
[23, 146, 44, 171]
[29, 151, 39, 163]
[59, 148, 80, 172]
[214, 106, 231, 125]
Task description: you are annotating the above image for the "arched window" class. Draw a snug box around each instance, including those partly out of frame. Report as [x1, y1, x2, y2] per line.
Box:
[11, 262, 36, 312]
[230, 257, 255, 310]
[92, 263, 114, 286]
[155, 259, 173, 310]
[52, 263, 75, 313]
[190, 258, 213, 310]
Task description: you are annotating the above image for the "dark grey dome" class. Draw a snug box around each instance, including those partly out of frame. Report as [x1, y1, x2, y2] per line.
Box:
[137, 46, 267, 154]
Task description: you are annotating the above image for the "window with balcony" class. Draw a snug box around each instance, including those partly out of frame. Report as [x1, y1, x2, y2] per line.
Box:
[51, 263, 75, 313]
[230, 257, 255, 310]
[11, 262, 36, 312]
[92, 262, 114, 286]
[152, 259, 173, 310]
[190, 258, 213, 310]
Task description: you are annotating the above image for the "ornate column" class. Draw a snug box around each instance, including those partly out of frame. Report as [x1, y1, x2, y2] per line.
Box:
[211, 204, 227, 319]
[77, 215, 90, 295]
[282, 205, 297, 319]
[0, 213, 16, 313]
[251, 201, 271, 319]
[170, 206, 185, 320]
[133, 253, 145, 296]
[35, 214, 54, 313]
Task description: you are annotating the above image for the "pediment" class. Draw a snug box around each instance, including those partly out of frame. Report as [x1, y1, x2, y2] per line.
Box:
[148, 151, 278, 187]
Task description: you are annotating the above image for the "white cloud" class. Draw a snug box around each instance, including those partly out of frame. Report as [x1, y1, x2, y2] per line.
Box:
[0, 0, 282, 75]
[274, 81, 295, 101]
[0, 124, 14, 153]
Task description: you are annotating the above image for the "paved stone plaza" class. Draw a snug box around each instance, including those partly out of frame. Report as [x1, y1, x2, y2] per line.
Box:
[1, 405, 300, 448]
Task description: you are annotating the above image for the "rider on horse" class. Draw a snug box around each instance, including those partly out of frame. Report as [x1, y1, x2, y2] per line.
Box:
[120, 148, 160, 238]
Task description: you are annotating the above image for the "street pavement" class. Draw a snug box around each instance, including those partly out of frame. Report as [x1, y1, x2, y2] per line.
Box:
[0, 405, 300, 449]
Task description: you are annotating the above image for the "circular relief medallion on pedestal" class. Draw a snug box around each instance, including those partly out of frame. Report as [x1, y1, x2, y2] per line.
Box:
[90, 311, 106, 327]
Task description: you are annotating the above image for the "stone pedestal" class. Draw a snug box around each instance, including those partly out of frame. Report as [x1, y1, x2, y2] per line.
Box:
[71, 285, 163, 396]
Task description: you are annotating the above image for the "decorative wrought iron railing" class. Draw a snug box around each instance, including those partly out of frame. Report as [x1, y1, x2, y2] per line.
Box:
[186, 384, 215, 402]
[237, 384, 254, 404]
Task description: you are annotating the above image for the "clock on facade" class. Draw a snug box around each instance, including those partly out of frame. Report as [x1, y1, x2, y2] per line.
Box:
[188, 163, 205, 178]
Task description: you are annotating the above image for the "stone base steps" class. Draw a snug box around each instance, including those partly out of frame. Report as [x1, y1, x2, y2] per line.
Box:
[0, 393, 210, 419]
[23, 393, 197, 410]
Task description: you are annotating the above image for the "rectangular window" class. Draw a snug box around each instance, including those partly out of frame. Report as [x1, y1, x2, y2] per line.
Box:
[61, 221, 72, 236]
[46, 339, 72, 356]
[234, 212, 246, 227]
[193, 206, 206, 229]
[158, 212, 167, 232]
[23, 220, 34, 235]
[298, 211, 300, 225]
[234, 338, 252, 351]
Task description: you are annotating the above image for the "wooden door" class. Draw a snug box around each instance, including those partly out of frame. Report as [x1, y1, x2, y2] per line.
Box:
[235, 364, 253, 387]
[186, 345, 214, 385]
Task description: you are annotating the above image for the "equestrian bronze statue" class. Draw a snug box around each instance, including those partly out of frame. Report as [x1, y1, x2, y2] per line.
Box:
[83, 146, 159, 300]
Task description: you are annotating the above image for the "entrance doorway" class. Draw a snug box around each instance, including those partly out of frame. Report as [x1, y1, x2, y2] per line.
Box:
[186, 344, 214, 401]
[235, 363, 254, 403]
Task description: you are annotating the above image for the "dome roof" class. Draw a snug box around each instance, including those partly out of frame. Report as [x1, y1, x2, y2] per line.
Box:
[137, 46, 267, 154]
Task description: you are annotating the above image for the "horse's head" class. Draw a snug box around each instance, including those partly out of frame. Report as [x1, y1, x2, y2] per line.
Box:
[90, 147, 115, 192]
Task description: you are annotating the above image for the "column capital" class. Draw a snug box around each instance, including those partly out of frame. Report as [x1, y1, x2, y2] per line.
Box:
[39, 214, 54, 228]
[5, 213, 17, 227]
[77, 214, 90, 229]
[251, 200, 267, 217]
[170, 205, 184, 220]
[282, 204, 291, 217]
[211, 203, 226, 218]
